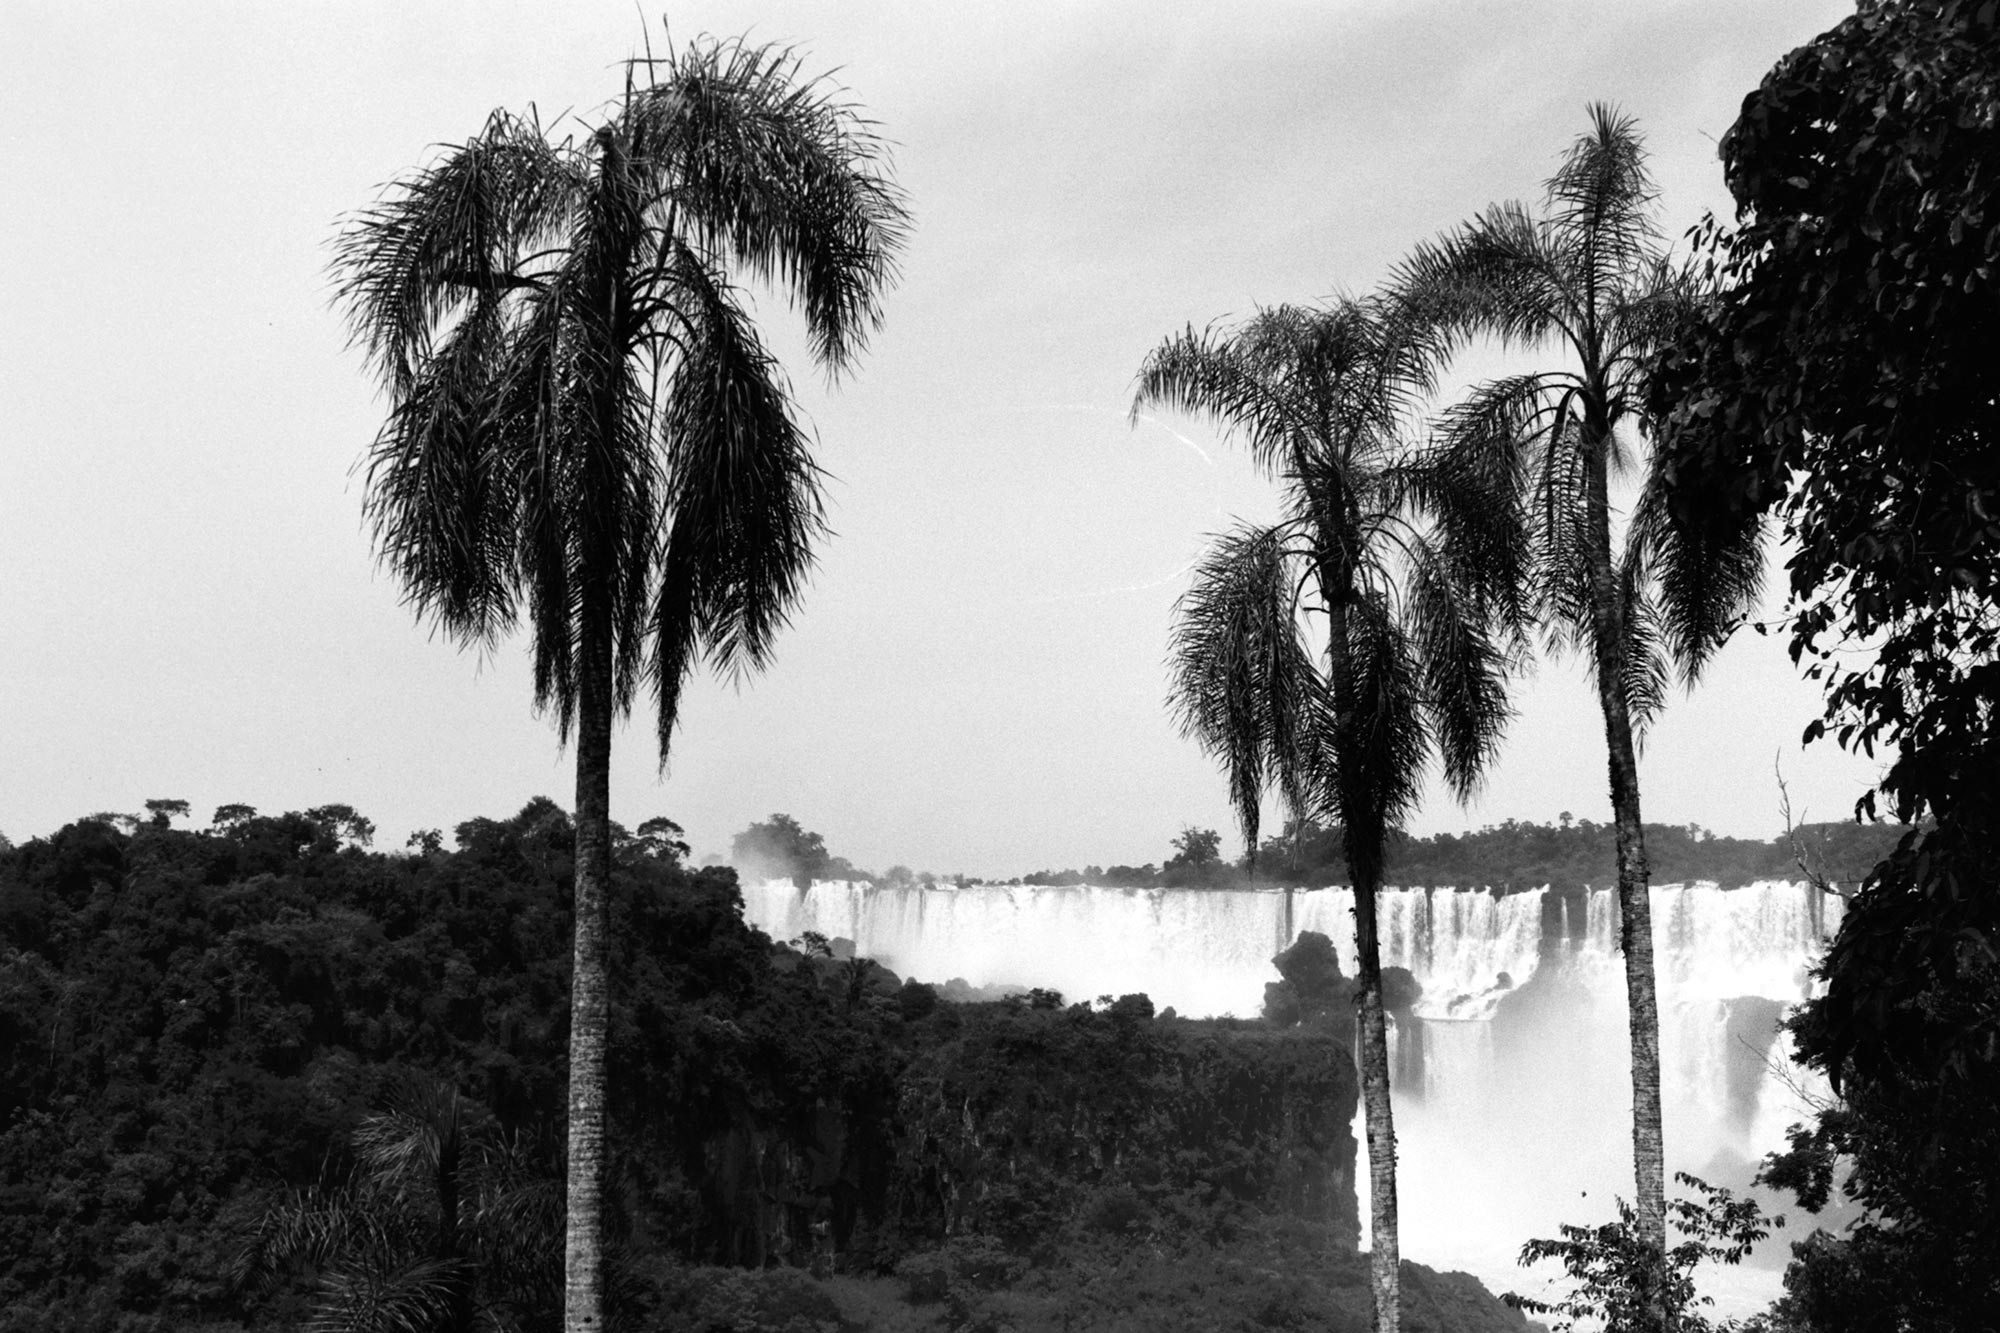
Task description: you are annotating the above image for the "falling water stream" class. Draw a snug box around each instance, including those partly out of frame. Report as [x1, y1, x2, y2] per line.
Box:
[741, 878, 1839, 1315]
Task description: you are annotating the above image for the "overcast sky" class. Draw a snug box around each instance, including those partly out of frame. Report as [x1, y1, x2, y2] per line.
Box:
[1, 1, 1875, 875]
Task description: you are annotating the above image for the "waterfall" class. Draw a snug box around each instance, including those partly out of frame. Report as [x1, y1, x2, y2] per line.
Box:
[739, 879, 1298, 1015]
[739, 877, 1841, 1313]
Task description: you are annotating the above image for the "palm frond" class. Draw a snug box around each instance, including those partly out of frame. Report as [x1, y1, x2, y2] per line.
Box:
[359, 296, 524, 645]
[1527, 411, 1597, 650]
[1406, 539, 1515, 801]
[1618, 571, 1671, 741]
[1133, 318, 1315, 478]
[235, 1187, 400, 1294]
[1168, 525, 1321, 851]
[648, 242, 827, 759]
[352, 1111, 443, 1194]
[1545, 103, 1658, 311]
[1393, 455, 1529, 649]
[307, 1256, 471, 1333]
[625, 36, 910, 377]
[1392, 201, 1572, 356]
[1629, 448, 1765, 682]
[1602, 256, 1700, 379]
[332, 110, 585, 396]
[1332, 589, 1428, 843]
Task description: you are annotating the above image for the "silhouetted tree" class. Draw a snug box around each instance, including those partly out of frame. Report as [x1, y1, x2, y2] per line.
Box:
[1394, 108, 1763, 1320]
[331, 31, 907, 1329]
[1137, 298, 1513, 1333]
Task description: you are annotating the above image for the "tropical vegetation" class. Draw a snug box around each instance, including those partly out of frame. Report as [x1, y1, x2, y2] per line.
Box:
[1656, 1, 2000, 1325]
[11, 2, 2000, 1330]
[0, 803, 1540, 1333]
[330, 32, 907, 1329]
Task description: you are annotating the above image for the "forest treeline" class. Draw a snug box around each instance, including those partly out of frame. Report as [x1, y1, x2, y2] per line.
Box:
[1002, 817, 1913, 894]
[0, 802, 1525, 1333]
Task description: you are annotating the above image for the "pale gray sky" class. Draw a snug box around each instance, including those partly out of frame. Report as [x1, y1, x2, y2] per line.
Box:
[1, 1, 1875, 874]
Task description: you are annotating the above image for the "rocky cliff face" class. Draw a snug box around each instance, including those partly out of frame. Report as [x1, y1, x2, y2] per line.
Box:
[887, 1004, 1362, 1252]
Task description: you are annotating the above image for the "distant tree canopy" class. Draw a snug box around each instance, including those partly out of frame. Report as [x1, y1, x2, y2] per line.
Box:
[143, 798, 190, 828]
[1161, 826, 1228, 888]
[1253, 818, 1907, 893]
[729, 813, 872, 886]
[1011, 817, 1904, 893]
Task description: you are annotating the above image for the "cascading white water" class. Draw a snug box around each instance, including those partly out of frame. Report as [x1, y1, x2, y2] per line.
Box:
[739, 878, 1841, 1314]
[738, 879, 1302, 1016]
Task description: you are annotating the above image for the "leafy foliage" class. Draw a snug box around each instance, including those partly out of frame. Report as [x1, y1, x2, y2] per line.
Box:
[0, 803, 863, 1329]
[1658, 0, 2000, 1077]
[1261, 931, 1356, 1029]
[235, 1081, 563, 1333]
[1752, 930, 2000, 1330]
[0, 802, 1382, 1331]
[890, 998, 1360, 1260]
[1503, 1174, 1775, 1333]
[1161, 827, 1227, 887]
[1647, 7, 2000, 1328]
[1658, 0, 2000, 835]
[728, 813, 869, 887]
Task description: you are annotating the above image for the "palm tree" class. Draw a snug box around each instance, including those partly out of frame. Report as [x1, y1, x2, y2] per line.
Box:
[1390, 105, 1763, 1324]
[1135, 300, 1514, 1333]
[331, 35, 907, 1332]
[237, 1082, 565, 1332]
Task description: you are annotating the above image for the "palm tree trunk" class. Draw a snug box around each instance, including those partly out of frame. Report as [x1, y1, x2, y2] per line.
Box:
[1353, 865, 1401, 1333]
[564, 605, 615, 1333]
[1325, 592, 1401, 1333]
[1603, 702, 1666, 1325]
[1584, 426, 1666, 1329]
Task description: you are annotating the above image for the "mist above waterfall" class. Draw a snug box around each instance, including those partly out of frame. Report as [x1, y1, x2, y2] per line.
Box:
[740, 877, 1839, 1314]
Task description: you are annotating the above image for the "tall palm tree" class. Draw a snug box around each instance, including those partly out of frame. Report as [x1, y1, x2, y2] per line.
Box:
[1391, 105, 1763, 1325]
[332, 35, 907, 1332]
[1136, 300, 1514, 1333]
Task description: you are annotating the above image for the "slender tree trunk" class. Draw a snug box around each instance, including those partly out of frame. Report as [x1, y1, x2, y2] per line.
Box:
[1353, 860, 1401, 1333]
[1325, 592, 1401, 1333]
[565, 606, 615, 1333]
[1583, 420, 1666, 1328]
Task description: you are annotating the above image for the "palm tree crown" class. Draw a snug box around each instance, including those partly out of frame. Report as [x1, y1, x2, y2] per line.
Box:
[1394, 103, 1760, 710]
[1137, 301, 1512, 860]
[334, 36, 908, 756]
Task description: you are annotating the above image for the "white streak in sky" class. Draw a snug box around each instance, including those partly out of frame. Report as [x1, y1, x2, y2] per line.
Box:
[1007, 556, 1202, 606]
